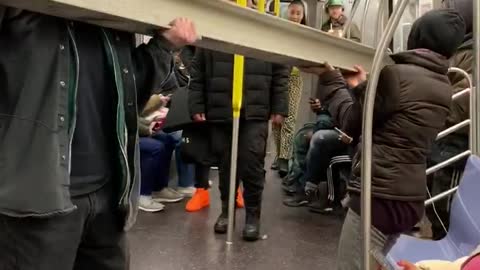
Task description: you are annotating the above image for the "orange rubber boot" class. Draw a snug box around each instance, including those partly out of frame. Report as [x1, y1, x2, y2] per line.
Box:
[236, 187, 245, 208]
[186, 188, 210, 212]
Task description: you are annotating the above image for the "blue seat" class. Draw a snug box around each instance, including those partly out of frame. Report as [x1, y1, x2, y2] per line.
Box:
[386, 155, 480, 264]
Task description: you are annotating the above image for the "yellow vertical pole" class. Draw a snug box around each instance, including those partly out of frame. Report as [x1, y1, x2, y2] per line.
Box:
[232, 0, 247, 117]
[226, 0, 247, 245]
[231, 54, 245, 117]
[257, 0, 266, 13]
[274, 0, 281, 16]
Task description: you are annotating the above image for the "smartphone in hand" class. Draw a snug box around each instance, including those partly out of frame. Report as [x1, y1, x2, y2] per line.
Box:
[335, 127, 353, 144]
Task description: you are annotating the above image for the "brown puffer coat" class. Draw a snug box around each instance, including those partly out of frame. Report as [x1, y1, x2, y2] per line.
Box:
[317, 50, 453, 201]
[446, 39, 472, 136]
[430, 0, 472, 165]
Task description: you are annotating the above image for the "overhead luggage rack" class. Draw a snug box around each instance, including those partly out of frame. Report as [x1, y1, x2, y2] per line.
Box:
[0, 0, 381, 71]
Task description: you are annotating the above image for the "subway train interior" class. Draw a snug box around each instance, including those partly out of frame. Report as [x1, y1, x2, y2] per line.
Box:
[128, 0, 480, 269]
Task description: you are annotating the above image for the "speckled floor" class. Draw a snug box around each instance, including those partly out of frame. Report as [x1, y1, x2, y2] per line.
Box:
[129, 158, 343, 270]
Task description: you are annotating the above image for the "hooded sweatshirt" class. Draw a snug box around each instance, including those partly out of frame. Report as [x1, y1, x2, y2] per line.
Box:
[441, 0, 473, 138]
[316, 9, 465, 234]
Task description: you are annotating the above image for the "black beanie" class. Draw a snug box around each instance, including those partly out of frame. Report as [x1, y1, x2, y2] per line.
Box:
[407, 9, 466, 58]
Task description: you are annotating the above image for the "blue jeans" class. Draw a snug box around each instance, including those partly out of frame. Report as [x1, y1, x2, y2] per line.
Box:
[303, 129, 348, 189]
[139, 131, 194, 196]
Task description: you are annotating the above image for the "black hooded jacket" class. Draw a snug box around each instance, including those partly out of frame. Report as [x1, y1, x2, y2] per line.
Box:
[316, 9, 465, 233]
[444, 0, 472, 35]
[440, 0, 473, 138]
[188, 49, 290, 122]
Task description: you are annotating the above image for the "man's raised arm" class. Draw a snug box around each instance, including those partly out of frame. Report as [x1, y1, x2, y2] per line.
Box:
[132, 18, 198, 108]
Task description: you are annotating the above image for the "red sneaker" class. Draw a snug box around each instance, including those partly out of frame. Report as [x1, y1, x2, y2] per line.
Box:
[185, 188, 210, 212]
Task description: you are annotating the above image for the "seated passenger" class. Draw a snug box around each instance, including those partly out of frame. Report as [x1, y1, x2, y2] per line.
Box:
[395, 245, 480, 270]
[322, 0, 361, 42]
[281, 122, 317, 195]
[283, 99, 351, 209]
[138, 53, 196, 212]
[301, 9, 465, 270]
[138, 95, 194, 212]
[427, 0, 473, 240]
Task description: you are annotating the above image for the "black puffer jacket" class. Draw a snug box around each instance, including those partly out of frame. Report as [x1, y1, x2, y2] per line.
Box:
[317, 9, 465, 202]
[188, 49, 289, 121]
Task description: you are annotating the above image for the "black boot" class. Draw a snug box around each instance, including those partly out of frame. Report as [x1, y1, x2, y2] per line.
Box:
[277, 158, 289, 178]
[243, 207, 261, 241]
[214, 201, 230, 234]
[271, 157, 279, 170]
[308, 182, 345, 216]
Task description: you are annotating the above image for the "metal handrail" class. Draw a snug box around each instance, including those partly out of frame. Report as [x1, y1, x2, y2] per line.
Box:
[360, 0, 410, 268]
[452, 88, 471, 100]
[436, 119, 471, 140]
[425, 67, 473, 207]
[344, 0, 361, 40]
[434, 68, 473, 140]
[449, 67, 473, 93]
[473, 0, 480, 155]
[361, 0, 372, 43]
[426, 150, 472, 176]
[425, 186, 459, 206]
[374, 0, 387, 46]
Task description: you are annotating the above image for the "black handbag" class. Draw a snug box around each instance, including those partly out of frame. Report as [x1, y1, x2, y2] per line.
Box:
[162, 86, 193, 133]
[180, 123, 217, 166]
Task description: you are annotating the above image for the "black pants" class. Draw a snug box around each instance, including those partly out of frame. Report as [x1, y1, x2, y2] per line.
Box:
[426, 135, 468, 240]
[194, 164, 211, 189]
[304, 129, 348, 186]
[210, 121, 269, 211]
[0, 183, 128, 270]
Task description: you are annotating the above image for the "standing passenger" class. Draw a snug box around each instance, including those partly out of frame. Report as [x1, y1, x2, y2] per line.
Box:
[301, 9, 465, 270]
[188, 1, 289, 240]
[189, 47, 289, 240]
[0, 5, 197, 270]
[272, 0, 307, 176]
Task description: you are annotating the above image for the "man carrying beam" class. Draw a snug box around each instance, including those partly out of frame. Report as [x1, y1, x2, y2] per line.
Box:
[0, 6, 197, 270]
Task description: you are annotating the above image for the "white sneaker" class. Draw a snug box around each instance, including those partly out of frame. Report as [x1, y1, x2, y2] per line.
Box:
[138, 196, 165, 212]
[175, 186, 196, 197]
[153, 188, 184, 203]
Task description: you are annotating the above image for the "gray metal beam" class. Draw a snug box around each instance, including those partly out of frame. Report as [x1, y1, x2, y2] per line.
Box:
[0, 0, 380, 70]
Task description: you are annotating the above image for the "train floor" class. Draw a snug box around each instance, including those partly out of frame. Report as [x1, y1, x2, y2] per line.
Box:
[129, 155, 344, 270]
